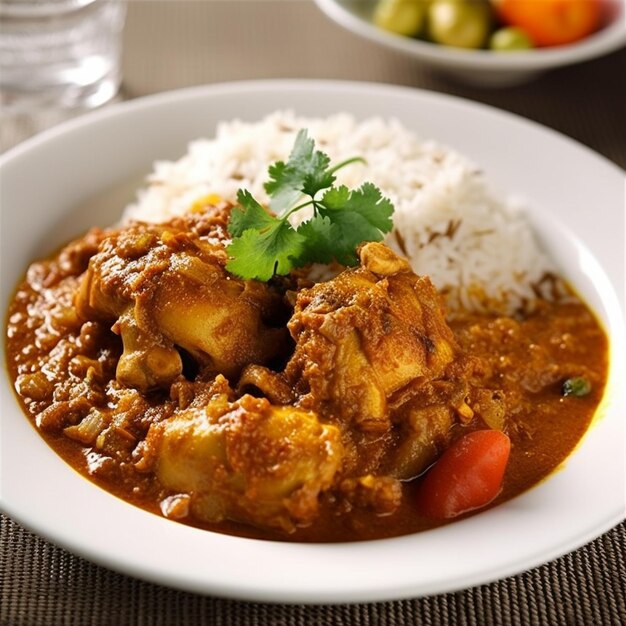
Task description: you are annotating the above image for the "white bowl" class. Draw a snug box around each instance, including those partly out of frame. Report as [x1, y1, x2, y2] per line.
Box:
[314, 0, 626, 86]
[0, 80, 624, 602]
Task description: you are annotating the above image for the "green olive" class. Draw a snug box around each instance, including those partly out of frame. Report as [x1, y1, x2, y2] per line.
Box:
[489, 27, 534, 51]
[427, 0, 492, 49]
[373, 0, 428, 37]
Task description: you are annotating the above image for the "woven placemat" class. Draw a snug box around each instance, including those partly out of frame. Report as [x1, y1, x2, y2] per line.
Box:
[1, 515, 625, 625]
[2, 2, 625, 624]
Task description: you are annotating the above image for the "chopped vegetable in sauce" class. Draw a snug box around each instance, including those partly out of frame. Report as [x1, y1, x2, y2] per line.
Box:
[562, 376, 592, 397]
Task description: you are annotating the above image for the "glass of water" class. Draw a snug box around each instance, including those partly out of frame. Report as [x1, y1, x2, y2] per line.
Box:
[0, 0, 126, 111]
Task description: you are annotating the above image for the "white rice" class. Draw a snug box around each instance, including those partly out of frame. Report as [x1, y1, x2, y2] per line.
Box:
[123, 111, 559, 316]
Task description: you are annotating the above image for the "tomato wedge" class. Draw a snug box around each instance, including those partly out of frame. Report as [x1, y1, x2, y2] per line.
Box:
[418, 430, 511, 520]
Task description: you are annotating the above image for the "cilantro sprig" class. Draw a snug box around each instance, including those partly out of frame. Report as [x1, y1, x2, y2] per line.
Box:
[225, 130, 394, 281]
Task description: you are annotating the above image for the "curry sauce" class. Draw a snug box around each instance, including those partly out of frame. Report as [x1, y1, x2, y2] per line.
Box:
[5, 210, 609, 542]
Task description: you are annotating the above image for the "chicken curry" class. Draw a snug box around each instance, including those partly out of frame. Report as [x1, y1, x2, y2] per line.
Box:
[5, 205, 608, 542]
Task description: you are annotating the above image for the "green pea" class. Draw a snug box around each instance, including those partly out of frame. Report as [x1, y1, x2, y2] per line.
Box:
[562, 377, 592, 397]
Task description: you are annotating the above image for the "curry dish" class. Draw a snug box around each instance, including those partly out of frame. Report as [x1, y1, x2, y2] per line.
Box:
[6, 205, 608, 541]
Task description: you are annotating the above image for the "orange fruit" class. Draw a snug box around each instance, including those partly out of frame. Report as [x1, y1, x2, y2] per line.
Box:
[494, 0, 602, 47]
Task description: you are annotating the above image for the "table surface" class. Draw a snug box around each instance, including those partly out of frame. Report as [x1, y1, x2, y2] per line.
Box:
[1, 2, 625, 625]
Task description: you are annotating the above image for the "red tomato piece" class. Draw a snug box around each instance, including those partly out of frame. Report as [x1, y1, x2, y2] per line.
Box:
[418, 430, 511, 520]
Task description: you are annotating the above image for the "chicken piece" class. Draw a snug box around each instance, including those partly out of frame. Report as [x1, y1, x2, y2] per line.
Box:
[152, 381, 343, 532]
[114, 309, 183, 390]
[388, 404, 454, 481]
[237, 364, 295, 405]
[338, 475, 403, 516]
[285, 242, 458, 433]
[149, 254, 285, 378]
[75, 211, 288, 392]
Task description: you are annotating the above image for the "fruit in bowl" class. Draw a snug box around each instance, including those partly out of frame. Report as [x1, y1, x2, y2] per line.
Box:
[373, 0, 606, 51]
[494, 0, 601, 47]
[315, 0, 625, 86]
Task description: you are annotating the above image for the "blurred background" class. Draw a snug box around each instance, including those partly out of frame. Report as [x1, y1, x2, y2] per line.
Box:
[1, 0, 625, 167]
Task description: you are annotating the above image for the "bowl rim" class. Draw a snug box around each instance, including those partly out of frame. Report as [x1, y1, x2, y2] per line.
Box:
[314, 0, 626, 70]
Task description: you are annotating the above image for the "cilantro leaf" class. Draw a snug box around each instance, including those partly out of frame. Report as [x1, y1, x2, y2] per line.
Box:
[296, 215, 340, 265]
[228, 189, 277, 237]
[302, 169, 336, 199]
[225, 130, 394, 281]
[318, 185, 350, 211]
[264, 129, 332, 216]
[321, 182, 394, 232]
[226, 220, 304, 281]
[318, 182, 394, 265]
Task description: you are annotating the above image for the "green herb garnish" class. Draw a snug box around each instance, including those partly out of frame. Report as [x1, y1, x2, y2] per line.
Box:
[562, 377, 592, 397]
[225, 130, 394, 281]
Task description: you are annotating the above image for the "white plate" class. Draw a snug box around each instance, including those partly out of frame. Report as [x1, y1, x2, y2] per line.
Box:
[0, 80, 624, 603]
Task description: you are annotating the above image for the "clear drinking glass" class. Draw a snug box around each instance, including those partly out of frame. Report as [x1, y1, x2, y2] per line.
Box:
[0, 0, 126, 111]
